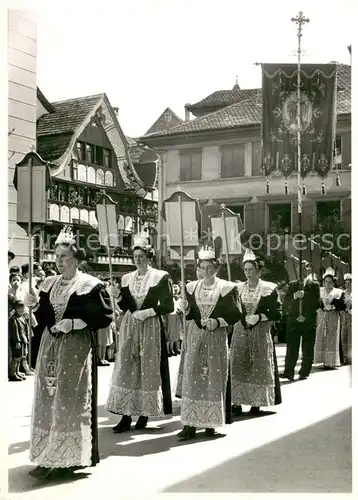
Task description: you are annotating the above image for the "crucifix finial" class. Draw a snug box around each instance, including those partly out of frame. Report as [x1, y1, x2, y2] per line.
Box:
[235, 75, 238, 85]
[30, 144, 35, 152]
[291, 11, 310, 36]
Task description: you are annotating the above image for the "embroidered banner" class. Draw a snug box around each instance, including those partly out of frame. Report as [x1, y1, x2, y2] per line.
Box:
[262, 63, 337, 179]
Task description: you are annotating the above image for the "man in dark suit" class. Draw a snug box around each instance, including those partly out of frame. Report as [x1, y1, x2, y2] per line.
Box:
[280, 261, 320, 381]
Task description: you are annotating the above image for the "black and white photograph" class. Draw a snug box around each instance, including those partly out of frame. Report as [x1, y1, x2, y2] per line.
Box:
[4, 0, 354, 497]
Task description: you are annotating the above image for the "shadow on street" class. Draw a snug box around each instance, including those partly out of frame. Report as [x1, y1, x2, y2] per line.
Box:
[162, 408, 352, 493]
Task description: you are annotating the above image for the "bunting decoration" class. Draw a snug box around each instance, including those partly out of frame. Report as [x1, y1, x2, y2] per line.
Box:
[262, 64, 337, 180]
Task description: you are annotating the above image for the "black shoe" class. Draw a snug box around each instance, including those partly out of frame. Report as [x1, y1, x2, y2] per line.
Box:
[280, 373, 295, 381]
[232, 405, 243, 417]
[113, 415, 132, 433]
[299, 375, 308, 380]
[135, 416, 148, 430]
[28, 466, 49, 478]
[250, 406, 260, 414]
[177, 425, 196, 441]
[205, 428, 215, 437]
[173, 341, 181, 355]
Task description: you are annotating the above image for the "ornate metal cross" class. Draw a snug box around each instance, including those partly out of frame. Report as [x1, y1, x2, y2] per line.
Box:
[291, 11, 310, 39]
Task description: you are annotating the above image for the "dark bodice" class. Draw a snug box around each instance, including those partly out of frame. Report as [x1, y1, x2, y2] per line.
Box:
[34, 279, 113, 334]
[237, 280, 282, 329]
[119, 271, 174, 316]
[185, 280, 241, 330]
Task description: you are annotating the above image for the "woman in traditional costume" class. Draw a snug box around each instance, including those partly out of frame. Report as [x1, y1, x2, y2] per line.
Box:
[314, 268, 346, 369]
[341, 273, 352, 365]
[175, 266, 204, 400]
[165, 283, 183, 357]
[176, 247, 240, 441]
[231, 249, 282, 416]
[24, 227, 114, 480]
[105, 234, 174, 432]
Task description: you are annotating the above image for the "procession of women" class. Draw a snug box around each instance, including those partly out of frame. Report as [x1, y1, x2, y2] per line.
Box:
[9, 220, 351, 482]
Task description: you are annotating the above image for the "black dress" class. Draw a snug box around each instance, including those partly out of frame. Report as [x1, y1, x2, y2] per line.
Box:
[29, 271, 112, 468]
[106, 268, 174, 416]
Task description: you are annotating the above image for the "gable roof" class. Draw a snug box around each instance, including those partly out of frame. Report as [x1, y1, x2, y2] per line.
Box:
[142, 66, 351, 140]
[187, 88, 260, 112]
[187, 64, 351, 114]
[37, 87, 56, 114]
[145, 107, 183, 135]
[37, 94, 104, 138]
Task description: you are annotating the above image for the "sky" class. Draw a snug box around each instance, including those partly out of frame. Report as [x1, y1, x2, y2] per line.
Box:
[32, 0, 353, 138]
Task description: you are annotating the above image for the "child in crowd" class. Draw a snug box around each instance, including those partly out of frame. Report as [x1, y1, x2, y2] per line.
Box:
[9, 300, 29, 381]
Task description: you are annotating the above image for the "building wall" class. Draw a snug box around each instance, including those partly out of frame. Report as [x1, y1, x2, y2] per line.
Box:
[8, 10, 37, 266]
[161, 127, 351, 241]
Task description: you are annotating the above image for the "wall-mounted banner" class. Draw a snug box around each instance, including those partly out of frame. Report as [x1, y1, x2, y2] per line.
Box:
[262, 63, 337, 179]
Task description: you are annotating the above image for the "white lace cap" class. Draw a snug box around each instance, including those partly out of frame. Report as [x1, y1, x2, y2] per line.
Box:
[55, 226, 76, 246]
[243, 248, 257, 263]
[198, 246, 215, 260]
[322, 267, 335, 279]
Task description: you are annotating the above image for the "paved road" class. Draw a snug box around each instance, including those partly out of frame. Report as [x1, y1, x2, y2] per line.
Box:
[7, 346, 352, 498]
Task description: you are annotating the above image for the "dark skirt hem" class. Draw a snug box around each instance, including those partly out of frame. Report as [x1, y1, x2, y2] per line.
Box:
[90, 331, 100, 466]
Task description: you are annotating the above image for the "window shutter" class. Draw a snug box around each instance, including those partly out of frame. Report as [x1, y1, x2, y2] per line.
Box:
[342, 198, 351, 233]
[191, 152, 202, 180]
[233, 144, 245, 177]
[341, 132, 351, 168]
[300, 199, 315, 233]
[252, 142, 262, 176]
[244, 202, 265, 234]
[180, 154, 190, 181]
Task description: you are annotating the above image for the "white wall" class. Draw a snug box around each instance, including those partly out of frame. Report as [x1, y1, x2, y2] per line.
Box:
[8, 10, 37, 265]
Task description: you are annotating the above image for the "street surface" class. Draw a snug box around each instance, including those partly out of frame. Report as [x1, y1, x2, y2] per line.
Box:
[7, 346, 352, 498]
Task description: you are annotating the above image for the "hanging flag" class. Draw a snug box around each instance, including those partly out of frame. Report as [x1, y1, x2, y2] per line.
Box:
[262, 63, 337, 179]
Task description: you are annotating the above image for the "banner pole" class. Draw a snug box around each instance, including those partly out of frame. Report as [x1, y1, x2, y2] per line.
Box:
[178, 195, 186, 339]
[221, 211, 232, 281]
[292, 11, 309, 323]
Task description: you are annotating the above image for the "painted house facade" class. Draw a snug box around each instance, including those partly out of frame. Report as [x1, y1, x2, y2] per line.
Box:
[141, 66, 351, 266]
[8, 10, 38, 265]
[36, 93, 158, 276]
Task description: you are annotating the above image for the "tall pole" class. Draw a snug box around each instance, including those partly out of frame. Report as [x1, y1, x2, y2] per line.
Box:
[291, 11, 309, 323]
[178, 195, 186, 338]
[221, 210, 232, 281]
[27, 156, 33, 365]
[103, 200, 118, 339]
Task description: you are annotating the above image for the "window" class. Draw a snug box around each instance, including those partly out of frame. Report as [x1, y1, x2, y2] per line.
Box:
[86, 144, 94, 163]
[60, 206, 70, 223]
[104, 171, 113, 187]
[77, 164, 87, 182]
[76, 142, 86, 161]
[49, 204, 60, 221]
[227, 205, 244, 225]
[95, 146, 104, 165]
[268, 203, 291, 233]
[87, 166, 96, 184]
[334, 135, 342, 170]
[316, 200, 341, 231]
[164, 111, 172, 125]
[104, 149, 111, 168]
[72, 162, 78, 181]
[96, 168, 104, 185]
[252, 141, 262, 177]
[221, 144, 245, 178]
[179, 149, 202, 181]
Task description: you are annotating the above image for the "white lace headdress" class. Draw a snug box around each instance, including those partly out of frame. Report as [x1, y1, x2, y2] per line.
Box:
[132, 233, 151, 250]
[243, 248, 257, 263]
[55, 226, 76, 246]
[322, 267, 335, 279]
[198, 246, 215, 260]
